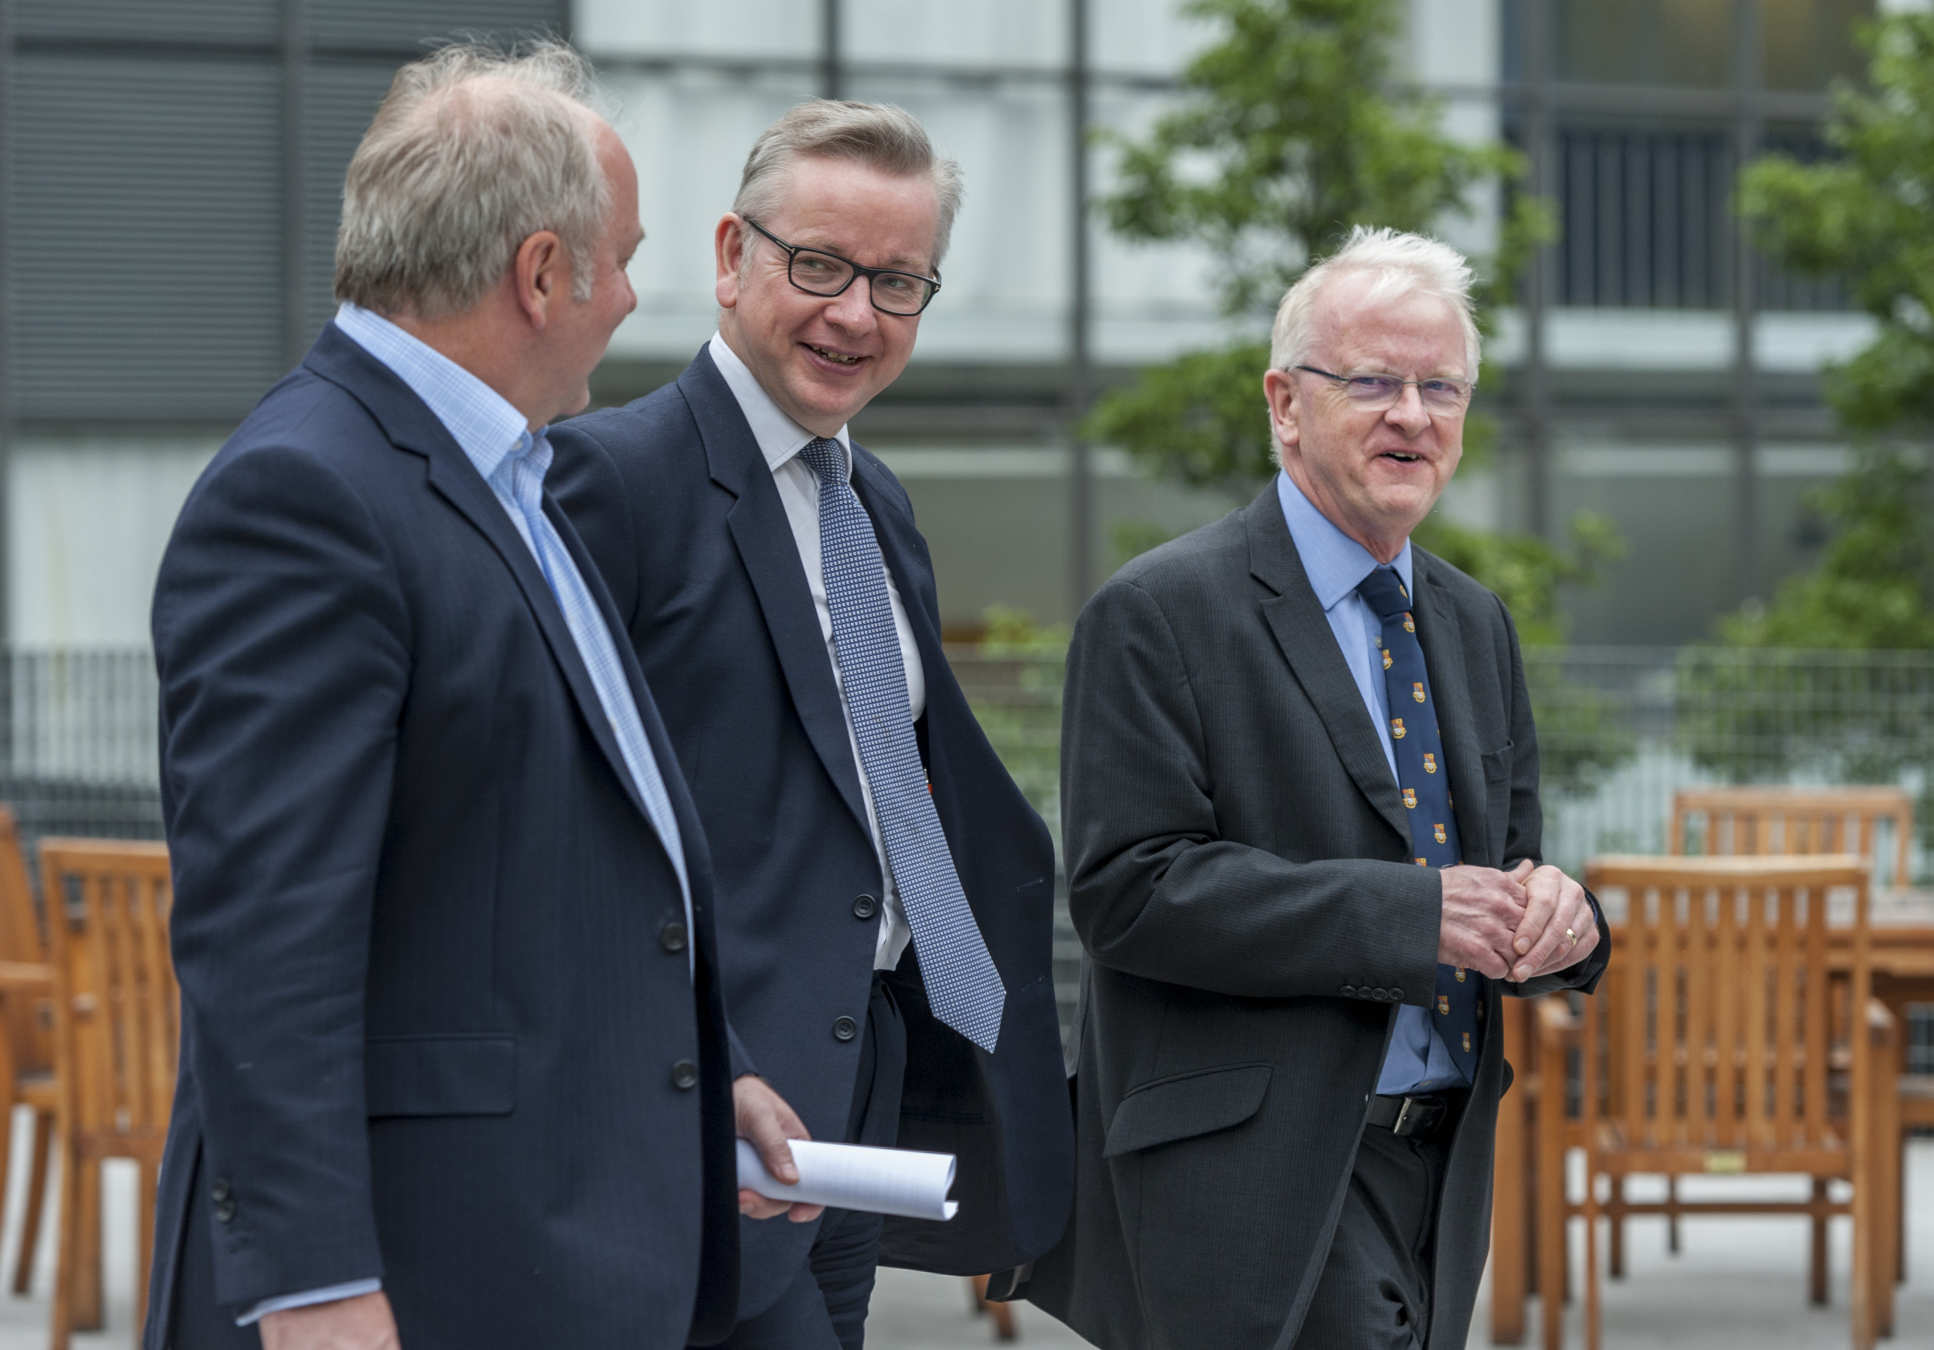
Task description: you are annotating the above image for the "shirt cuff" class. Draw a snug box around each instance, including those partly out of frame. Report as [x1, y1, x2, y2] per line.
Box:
[237, 1279, 383, 1326]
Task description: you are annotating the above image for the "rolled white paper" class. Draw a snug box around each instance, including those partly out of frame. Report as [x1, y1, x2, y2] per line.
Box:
[735, 1137, 959, 1221]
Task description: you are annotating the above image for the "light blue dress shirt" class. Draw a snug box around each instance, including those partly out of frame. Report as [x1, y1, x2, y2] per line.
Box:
[1274, 470, 1467, 1094]
[239, 306, 695, 1325]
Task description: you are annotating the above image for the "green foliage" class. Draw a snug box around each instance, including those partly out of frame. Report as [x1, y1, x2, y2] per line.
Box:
[1680, 13, 1934, 811]
[1740, 15, 1934, 436]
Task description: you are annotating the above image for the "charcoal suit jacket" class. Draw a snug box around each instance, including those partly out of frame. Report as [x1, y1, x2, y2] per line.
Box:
[1018, 486, 1609, 1349]
[145, 324, 741, 1348]
[548, 347, 1073, 1319]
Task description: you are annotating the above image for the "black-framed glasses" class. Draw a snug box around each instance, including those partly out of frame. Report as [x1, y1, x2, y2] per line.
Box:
[741, 217, 941, 316]
[1293, 364, 1474, 414]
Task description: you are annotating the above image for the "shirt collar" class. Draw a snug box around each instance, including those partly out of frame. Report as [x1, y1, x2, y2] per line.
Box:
[334, 301, 534, 484]
[1274, 468, 1413, 612]
[707, 331, 854, 483]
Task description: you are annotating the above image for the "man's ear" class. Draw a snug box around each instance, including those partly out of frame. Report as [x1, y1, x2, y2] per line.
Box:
[1263, 367, 1300, 453]
[714, 214, 746, 310]
[513, 229, 568, 329]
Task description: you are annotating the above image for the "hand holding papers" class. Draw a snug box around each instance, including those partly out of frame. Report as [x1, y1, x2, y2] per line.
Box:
[735, 1138, 959, 1221]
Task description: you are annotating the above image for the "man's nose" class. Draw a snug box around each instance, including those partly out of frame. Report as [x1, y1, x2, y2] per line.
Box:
[1384, 384, 1430, 432]
[824, 278, 878, 329]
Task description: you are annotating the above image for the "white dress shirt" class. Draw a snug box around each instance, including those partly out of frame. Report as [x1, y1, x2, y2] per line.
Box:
[708, 332, 921, 971]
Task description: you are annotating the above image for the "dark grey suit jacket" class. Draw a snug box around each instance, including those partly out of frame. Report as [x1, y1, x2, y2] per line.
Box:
[1020, 487, 1608, 1350]
[548, 348, 1073, 1319]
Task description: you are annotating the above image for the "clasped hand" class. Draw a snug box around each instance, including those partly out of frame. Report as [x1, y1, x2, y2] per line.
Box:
[1438, 858, 1597, 982]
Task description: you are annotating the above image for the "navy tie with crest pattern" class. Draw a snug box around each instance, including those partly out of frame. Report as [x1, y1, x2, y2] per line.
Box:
[798, 437, 1006, 1052]
[1356, 565, 1480, 1081]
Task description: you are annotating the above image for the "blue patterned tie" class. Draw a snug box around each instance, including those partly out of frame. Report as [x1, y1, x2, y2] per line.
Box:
[798, 437, 1005, 1052]
[1357, 566, 1480, 1080]
[504, 438, 692, 934]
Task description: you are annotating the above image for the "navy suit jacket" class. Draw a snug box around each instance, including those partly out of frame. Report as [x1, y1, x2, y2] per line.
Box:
[145, 325, 741, 1349]
[549, 348, 1073, 1316]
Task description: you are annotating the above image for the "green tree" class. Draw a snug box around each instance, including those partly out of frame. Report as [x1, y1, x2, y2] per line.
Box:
[1676, 13, 1934, 818]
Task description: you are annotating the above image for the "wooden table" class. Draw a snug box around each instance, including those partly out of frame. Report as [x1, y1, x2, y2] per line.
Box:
[1487, 908, 1934, 1345]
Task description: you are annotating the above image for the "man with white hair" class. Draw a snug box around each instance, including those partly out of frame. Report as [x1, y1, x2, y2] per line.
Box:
[1013, 226, 1609, 1348]
[146, 41, 810, 1350]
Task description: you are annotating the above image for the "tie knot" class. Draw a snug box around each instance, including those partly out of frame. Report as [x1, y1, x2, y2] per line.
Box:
[797, 436, 846, 486]
[1356, 566, 1411, 622]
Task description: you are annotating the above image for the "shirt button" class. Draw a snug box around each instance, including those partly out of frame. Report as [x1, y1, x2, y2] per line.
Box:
[670, 1060, 699, 1090]
[659, 921, 688, 953]
[832, 1015, 859, 1042]
[852, 894, 878, 920]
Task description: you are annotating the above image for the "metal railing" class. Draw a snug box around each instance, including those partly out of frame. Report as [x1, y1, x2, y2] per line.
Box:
[1, 643, 1927, 1073]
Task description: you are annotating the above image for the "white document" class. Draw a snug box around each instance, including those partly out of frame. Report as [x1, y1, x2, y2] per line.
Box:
[735, 1137, 959, 1221]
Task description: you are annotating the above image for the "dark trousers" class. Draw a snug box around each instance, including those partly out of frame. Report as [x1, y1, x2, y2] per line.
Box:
[1296, 1115, 1453, 1350]
[697, 975, 908, 1350]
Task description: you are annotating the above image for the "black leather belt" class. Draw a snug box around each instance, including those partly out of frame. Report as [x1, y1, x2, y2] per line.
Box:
[1364, 1091, 1462, 1139]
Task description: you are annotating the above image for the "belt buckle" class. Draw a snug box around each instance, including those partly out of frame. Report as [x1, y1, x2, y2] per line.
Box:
[1392, 1095, 1418, 1135]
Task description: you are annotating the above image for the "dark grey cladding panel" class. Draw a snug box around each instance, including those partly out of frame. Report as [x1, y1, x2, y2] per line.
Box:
[302, 0, 570, 51]
[300, 63, 399, 340]
[13, 0, 279, 44]
[13, 53, 283, 420]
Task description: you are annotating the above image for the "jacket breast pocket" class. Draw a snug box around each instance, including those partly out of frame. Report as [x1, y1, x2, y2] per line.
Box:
[365, 1034, 516, 1119]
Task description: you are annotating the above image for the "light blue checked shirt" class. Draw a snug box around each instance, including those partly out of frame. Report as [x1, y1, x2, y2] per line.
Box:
[1275, 469, 1465, 1094]
[240, 305, 695, 1326]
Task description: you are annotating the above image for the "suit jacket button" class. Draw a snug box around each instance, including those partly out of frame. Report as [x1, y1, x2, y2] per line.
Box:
[1341, 985, 1357, 997]
[660, 921, 688, 953]
[671, 1059, 699, 1090]
[1373, 986, 1389, 1000]
[1391, 987, 1404, 1000]
[832, 1015, 859, 1042]
[852, 894, 878, 920]
[210, 1177, 232, 1203]
[214, 1197, 237, 1223]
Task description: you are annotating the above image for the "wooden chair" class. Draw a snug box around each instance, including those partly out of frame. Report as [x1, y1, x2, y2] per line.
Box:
[0, 807, 61, 1300]
[1546, 855, 1892, 1350]
[1669, 786, 1922, 1283]
[1670, 786, 1914, 891]
[38, 839, 177, 1350]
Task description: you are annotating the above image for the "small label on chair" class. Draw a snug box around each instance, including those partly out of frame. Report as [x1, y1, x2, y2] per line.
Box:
[1702, 1151, 1747, 1173]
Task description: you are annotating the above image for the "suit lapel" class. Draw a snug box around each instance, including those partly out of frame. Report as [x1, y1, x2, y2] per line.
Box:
[303, 326, 658, 835]
[1244, 493, 1411, 844]
[1414, 557, 1491, 865]
[678, 355, 872, 834]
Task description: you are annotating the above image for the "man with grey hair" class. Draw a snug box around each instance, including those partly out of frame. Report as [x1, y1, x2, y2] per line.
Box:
[146, 40, 812, 1350]
[1012, 225, 1608, 1348]
[550, 100, 1072, 1349]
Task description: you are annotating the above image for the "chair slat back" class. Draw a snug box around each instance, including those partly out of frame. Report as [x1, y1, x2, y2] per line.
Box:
[1584, 855, 1870, 1158]
[37, 840, 177, 1141]
[1671, 786, 1914, 890]
[0, 807, 53, 1076]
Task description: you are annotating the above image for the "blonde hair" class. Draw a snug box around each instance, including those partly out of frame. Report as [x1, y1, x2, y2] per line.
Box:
[334, 39, 609, 317]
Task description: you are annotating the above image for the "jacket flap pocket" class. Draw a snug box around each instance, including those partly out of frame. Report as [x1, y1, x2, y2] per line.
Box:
[365, 1034, 516, 1119]
[1103, 1062, 1272, 1158]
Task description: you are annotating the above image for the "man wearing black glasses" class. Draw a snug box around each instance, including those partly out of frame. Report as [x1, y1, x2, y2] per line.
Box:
[1012, 227, 1609, 1349]
[550, 101, 1071, 1350]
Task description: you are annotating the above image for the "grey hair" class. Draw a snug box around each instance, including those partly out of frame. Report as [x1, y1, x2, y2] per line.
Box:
[334, 38, 610, 317]
[1269, 225, 1481, 382]
[730, 99, 962, 270]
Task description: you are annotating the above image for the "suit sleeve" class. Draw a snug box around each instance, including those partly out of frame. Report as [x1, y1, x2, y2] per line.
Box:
[1494, 592, 1611, 998]
[1060, 576, 1440, 1002]
[152, 444, 409, 1308]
